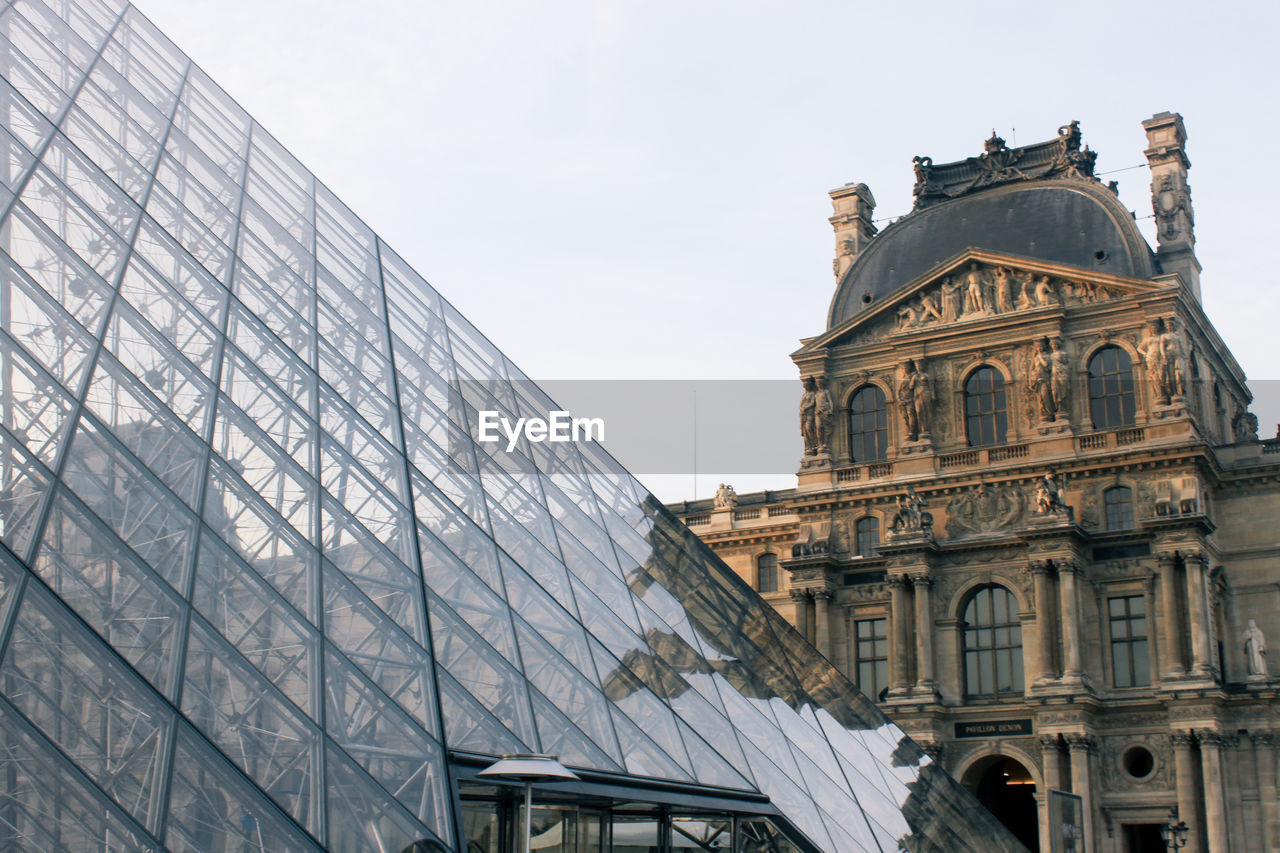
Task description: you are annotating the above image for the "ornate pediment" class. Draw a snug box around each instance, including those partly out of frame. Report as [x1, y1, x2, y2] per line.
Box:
[816, 253, 1158, 351]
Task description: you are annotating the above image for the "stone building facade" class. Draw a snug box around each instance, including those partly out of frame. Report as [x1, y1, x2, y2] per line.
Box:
[670, 114, 1280, 853]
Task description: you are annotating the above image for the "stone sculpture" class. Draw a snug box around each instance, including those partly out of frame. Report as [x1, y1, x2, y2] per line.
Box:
[1244, 619, 1268, 677]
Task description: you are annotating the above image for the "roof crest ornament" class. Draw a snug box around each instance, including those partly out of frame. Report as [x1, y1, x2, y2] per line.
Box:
[911, 121, 1099, 209]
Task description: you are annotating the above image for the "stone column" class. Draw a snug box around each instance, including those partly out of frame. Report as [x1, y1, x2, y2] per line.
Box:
[789, 590, 811, 644]
[1030, 561, 1057, 682]
[1066, 735, 1097, 852]
[1058, 563, 1084, 680]
[1198, 731, 1230, 853]
[888, 576, 912, 692]
[1185, 554, 1213, 677]
[1255, 732, 1278, 853]
[1039, 734, 1065, 790]
[910, 574, 936, 692]
[1158, 554, 1186, 676]
[1171, 732, 1203, 853]
[1039, 735, 1065, 853]
[813, 590, 832, 659]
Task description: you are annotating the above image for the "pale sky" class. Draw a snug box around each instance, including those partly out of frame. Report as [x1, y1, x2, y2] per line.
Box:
[136, 0, 1280, 501]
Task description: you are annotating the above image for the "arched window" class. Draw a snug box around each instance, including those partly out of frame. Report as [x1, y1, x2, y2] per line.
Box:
[1104, 486, 1134, 530]
[964, 367, 1008, 447]
[757, 552, 778, 593]
[855, 517, 879, 557]
[848, 385, 888, 463]
[1088, 346, 1136, 429]
[962, 585, 1023, 699]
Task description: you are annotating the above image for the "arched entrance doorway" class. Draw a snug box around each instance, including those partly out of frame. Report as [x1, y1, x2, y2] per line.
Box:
[962, 755, 1039, 851]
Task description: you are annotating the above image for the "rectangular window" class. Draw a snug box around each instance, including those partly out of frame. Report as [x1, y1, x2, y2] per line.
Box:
[854, 617, 888, 701]
[1109, 595, 1150, 688]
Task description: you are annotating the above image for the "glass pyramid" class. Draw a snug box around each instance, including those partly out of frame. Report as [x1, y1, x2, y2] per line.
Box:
[0, 1, 1028, 851]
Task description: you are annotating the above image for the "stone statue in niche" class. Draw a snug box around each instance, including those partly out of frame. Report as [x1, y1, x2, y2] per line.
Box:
[814, 376, 834, 452]
[1162, 317, 1190, 399]
[1050, 337, 1071, 415]
[993, 266, 1015, 313]
[800, 376, 819, 454]
[1034, 470, 1070, 516]
[1138, 318, 1173, 405]
[897, 359, 933, 441]
[800, 375, 835, 459]
[713, 483, 738, 510]
[1243, 619, 1268, 677]
[1029, 338, 1056, 422]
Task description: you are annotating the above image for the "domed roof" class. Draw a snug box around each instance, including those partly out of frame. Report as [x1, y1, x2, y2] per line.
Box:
[828, 178, 1156, 329]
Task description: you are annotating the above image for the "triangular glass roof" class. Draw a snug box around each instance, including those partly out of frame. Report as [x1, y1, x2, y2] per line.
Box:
[0, 1, 1027, 850]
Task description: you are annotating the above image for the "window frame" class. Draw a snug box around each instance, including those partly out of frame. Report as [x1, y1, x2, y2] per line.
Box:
[1108, 594, 1150, 688]
[756, 552, 779, 594]
[853, 616, 889, 702]
[963, 366, 1009, 447]
[1087, 345, 1137, 429]
[961, 584, 1024, 700]
[1104, 485, 1135, 531]
[847, 384, 889, 463]
[854, 516, 879, 557]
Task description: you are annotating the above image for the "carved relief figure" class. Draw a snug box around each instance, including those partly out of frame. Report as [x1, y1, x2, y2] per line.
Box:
[946, 483, 1025, 536]
[993, 266, 1015, 313]
[896, 302, 917, 331]
[1033, 275, 1058, 307]
[917, 291, 943, 324]
[1015, 270, 1034, 310]
[898, 359, 932, 441]
[941, 276, 963, 322]
[963, 263, 989, 315]
[713, 483, 738, 510]
[1244, 619, 1268, 677]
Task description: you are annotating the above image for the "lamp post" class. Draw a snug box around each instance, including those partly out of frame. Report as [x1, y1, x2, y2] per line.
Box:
[477, 754, 579, 853]
[1160, 807, 1189, 850]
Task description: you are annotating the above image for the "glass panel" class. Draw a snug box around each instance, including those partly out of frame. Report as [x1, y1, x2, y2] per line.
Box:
[0, 704, 159, 852]
[34, 491, 184, 696]
[181, 618, 320, 833]
[323, 649, 452, 837]
[1, 581, 171, 830]
[324, 742, 443, 853]
[165, 724, 320, 853]
[191, 531, 316, 715]
[0, 424, 53, 556]
[322, 563, 438, 737]
[62, 417, 195, 590]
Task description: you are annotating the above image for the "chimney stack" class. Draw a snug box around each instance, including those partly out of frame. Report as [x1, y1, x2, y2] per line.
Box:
[828, 182, 876, 280]
[1142, 111, 1200, 300]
